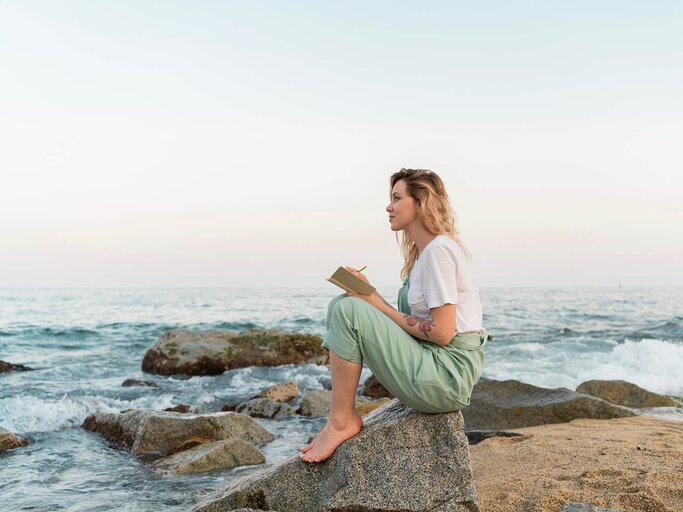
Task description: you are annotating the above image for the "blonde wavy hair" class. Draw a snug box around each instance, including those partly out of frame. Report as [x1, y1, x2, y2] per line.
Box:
[390, 168, 471, 280]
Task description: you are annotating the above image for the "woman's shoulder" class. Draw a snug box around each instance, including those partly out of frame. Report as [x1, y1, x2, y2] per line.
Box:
[428, 235, 463, 256]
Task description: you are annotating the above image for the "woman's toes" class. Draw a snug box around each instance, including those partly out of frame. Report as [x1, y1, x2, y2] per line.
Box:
[299, 439, 316, 453]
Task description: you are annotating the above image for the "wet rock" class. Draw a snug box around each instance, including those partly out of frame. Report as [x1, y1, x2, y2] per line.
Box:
[318, 376, 332, 390]
[576, 379, 679, 408]
[361, 374, 394, 399]
[141, 329, 328, 376]
[0, 360, 33, 372]
[0, 427, 28, 452]
[356, 397, 392, 416]
[235, 398, 296, 419]
[164, 404, 195, 414]
[122, 378, 158, 387]
[465, 430, 524, 445]
[252, 381, 299, 403]
[297, 389, 332, 417]
[81, 409, 274, 457]
[153, 439, 265, 475]
[173, 437, 215, 453]
[561, 503, 626, 512]
[462, 378, 637, 430]
[221, 402, 240, 412]
[190, 399, 479, 512]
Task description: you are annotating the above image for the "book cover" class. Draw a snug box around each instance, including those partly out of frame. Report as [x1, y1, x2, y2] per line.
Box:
[326, 267, 376, 295]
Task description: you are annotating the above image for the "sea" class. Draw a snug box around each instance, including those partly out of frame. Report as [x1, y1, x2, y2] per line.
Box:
[1, 286, 682, 511]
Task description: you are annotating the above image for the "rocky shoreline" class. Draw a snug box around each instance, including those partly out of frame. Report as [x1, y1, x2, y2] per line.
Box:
[3, 330, 682, 511]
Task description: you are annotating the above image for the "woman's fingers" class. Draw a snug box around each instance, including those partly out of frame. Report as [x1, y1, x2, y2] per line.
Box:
[344, 266, 369, 283]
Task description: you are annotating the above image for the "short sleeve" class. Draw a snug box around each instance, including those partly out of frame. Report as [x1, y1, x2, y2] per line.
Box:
[421, 244, 459, 308]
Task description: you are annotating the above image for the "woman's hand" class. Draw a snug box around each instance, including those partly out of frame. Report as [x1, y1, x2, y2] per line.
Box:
[344, 266, 369, 283]
[344, 266, 386, 310]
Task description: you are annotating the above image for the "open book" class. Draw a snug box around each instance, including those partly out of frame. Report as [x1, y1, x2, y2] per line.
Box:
[327, 267, 376, 295]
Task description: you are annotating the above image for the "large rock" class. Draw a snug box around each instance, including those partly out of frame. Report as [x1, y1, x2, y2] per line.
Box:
[81, 409, 274, 457]
[576, 379, 679, 408]
[462, 378, 637, 430]
[361, 374, 394, 399]
[0, 427, 28, 452]
[252, 381, 299, 403]
[235, 398, 296, 419]
[0, 360, 33, 372]
[122, 378, 158, 387]
[141, 329, 328, 376]
[297, 389, 333, 417]
[190, 399, 479, 512]
[154, 439, 265, 475]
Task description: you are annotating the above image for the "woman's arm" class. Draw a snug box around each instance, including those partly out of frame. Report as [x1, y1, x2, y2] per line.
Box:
[341, 266, 456, 346]
[374, 299, 456, 347]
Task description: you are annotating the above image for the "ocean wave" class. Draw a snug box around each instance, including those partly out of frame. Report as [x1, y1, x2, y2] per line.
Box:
[511, 342, 546, 353]
[0, 393, 179, 435]
[210, 321, 260, 331]
[575, 338, 683, 397]
[2, 326, 101, 339]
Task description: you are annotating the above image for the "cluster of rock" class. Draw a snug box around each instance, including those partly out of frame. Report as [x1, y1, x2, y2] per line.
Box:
[79, 377, 390, 476]
[81, 409, 274, 476]
[6, 329, 681, 512]
[224, 381, 390, 420]
[187, 373, 680, 512]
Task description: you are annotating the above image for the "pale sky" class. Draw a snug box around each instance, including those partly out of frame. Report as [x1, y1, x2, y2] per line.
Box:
[1, 1, 681, 288]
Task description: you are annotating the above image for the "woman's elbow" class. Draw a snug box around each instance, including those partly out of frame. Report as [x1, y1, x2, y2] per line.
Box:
[435, 330, 456, 346]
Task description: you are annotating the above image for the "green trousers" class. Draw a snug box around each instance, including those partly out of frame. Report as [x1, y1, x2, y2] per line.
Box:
[321, 277, 486, 413]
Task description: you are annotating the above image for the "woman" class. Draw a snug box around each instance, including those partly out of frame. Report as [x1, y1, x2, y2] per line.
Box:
[299, 168, 487, 463]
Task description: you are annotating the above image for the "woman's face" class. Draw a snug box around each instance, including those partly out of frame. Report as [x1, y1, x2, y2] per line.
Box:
[386, 179, 419, 231]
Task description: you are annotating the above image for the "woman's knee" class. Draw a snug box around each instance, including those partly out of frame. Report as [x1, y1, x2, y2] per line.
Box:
[327, 294, 348, 312]
[326, 294, 350, 329]
[326, 296, 371, 331]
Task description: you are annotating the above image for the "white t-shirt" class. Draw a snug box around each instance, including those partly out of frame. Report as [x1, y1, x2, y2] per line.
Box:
[407, 235, 483, 333]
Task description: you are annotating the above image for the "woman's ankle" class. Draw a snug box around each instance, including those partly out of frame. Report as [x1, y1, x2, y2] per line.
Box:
[328, 411, 362, 430]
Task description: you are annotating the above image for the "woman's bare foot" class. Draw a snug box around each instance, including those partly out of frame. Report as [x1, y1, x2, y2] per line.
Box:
[299, 413, 363, 463]
[299, 433, 319, 453]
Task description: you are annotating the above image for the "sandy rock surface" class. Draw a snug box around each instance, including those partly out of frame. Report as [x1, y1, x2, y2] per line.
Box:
[470, 415, 683, 512]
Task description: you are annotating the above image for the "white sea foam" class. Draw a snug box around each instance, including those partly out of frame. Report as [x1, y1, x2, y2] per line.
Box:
[487, 337, 683, 398]
[575, 338, 683, 396]
[512, 342, 545, 353]
[0, 393, 178, 435]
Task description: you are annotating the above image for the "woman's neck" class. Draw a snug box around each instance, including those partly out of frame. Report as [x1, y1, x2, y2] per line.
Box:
[409, 228, 439, 256]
